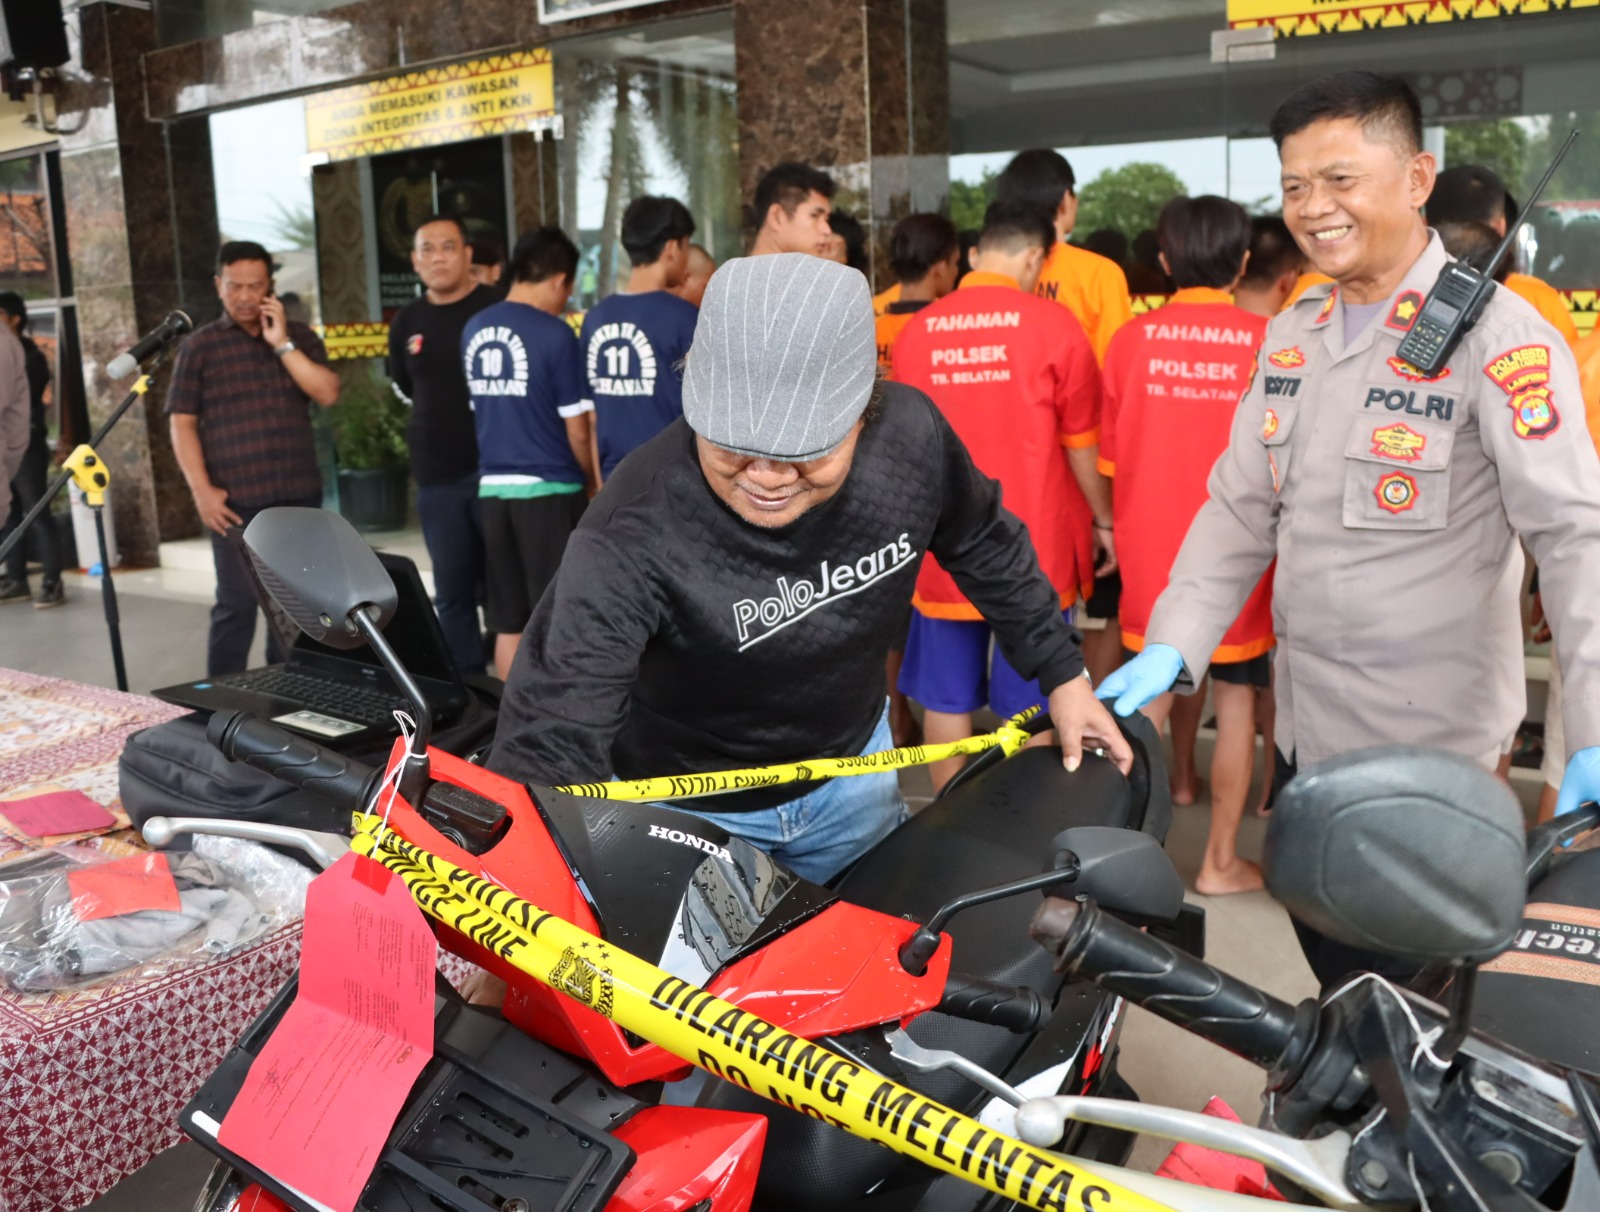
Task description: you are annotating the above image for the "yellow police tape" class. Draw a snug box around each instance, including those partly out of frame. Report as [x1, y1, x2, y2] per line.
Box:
[348, 813, 1172, 1212]
[555, 705, 1042, 802]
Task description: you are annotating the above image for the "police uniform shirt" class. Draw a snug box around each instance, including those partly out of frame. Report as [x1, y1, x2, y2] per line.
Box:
[1146, 231, 1600, 769]
[579, 290, 699, 478]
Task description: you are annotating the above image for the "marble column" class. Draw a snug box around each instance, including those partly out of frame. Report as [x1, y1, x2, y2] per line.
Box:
[55, 2, 221, 562]
[733, 0, 949, 289]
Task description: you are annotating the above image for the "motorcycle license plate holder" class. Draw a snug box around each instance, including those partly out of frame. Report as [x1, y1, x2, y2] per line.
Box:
[182, 975, 637, 1212]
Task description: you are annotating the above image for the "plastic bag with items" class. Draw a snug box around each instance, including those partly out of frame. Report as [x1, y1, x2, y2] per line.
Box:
[0, 835, 311, 992]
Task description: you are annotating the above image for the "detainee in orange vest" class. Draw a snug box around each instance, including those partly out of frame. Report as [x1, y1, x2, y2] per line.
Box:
[1100, 196, 1275, 895]
[876, 215, 960, 377]
[1427, 164, 1581, 348]
[992, 148, 1133, 689]
[894, 202, 1113, 791]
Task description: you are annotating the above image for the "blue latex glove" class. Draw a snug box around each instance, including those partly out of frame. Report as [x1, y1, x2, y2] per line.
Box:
[1094, 644, 1185, 717]
[1555, 745, 1600, 818]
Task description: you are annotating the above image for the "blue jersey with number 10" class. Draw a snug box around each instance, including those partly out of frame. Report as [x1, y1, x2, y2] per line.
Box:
[580, 290, 699, 478]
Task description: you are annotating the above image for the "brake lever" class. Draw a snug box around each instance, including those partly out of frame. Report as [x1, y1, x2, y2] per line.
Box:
[1013, 1096, 1362, 1209]
[142, 816, 351, 871]
[886, 1027, 1025, 1107]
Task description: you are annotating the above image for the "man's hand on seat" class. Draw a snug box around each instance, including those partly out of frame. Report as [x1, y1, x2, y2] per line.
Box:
[1049, 676, 1133, 775]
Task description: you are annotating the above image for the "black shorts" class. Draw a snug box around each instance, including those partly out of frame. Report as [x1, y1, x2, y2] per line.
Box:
[1120, 647, 1271, 688]
[1083, 569, 1122, 620]
[482, 492, 587, 634]
[1211, 651, 1272, 688]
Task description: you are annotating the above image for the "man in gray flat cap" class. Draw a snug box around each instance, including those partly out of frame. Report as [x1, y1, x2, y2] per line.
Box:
[490, 253, 1130, 882]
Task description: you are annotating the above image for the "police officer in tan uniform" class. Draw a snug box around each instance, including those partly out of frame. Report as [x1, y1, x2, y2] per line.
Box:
[1097, 72, 1600, 987]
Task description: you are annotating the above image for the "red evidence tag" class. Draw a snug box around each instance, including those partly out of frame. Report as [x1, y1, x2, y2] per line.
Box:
[0, 790, 116, 838]
[67, 852, 181, 921]
[217, 851, 436, 1212]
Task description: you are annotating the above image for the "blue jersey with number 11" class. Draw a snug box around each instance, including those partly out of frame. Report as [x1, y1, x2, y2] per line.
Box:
[580, 290, 699, 478]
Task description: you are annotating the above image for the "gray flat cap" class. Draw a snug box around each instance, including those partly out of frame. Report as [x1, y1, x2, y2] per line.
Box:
[682, 253, 876, 461]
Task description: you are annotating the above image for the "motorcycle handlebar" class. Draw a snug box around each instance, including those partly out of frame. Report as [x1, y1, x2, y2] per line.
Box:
[938, 973, 1051, 1034]
[207, 709, 382, 816]
[1031, 897, 1310, 1074]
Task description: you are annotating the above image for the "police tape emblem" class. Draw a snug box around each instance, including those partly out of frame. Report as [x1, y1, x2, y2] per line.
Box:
[549, 945, 615, 1016]
[1485, 344, 1559, 440]
[1387, 356, 1450, 383]
[1261, 408, 1279, 440]
[1370, 423, 1426, 462]
[1374, 471, 1418, 514]
[1267, 346, 1305, 369]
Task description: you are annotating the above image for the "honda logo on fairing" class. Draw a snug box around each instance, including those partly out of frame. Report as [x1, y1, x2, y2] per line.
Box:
[649, 824, 732, 862]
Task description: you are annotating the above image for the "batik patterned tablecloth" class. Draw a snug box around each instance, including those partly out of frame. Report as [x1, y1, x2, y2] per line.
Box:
[0, 670, 306, 1212]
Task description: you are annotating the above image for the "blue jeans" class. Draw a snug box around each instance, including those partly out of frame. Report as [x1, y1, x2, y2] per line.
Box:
[416, 475, 486, 675]
[672, 707, 908, 885]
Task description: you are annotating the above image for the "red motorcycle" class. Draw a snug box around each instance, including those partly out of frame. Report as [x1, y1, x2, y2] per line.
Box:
[151, 507, 1189, 1212]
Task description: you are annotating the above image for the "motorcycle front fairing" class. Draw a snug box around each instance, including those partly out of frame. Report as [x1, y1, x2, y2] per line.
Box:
[369, 743, 951, 1087]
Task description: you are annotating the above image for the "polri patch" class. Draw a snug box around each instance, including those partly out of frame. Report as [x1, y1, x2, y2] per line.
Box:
[1387, 356, 1450, 383]
[1374, 471, 1418, 514]
[1371, 423, 1426, 463]
[1262, 408, 1279, 440]
[1267, 346, 1305, 369]
[1385, 291, 1423, 331]
[1485, 343, 1560, 440]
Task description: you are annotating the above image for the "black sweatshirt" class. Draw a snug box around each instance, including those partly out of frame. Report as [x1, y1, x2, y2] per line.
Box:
[489, 383, 1084, 811]
[386, 285, 499, 484]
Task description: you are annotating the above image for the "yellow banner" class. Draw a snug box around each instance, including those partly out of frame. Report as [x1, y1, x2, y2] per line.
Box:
[320, 322, 390, 361]
[305, 50, 555, 162]
[1228, 0, 1599, 36]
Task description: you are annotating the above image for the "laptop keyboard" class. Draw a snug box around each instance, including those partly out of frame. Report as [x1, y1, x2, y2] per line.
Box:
[218, 668, 408, 728]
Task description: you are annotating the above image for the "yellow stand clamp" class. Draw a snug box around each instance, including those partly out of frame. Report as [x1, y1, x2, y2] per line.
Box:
[62, 376, 147, 508]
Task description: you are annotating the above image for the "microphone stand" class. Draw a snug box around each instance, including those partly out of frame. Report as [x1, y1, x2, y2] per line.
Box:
[0, 350, 170, 692]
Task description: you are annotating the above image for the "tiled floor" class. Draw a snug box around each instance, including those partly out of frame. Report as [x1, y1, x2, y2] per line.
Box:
[2, 529, 1546, 1202]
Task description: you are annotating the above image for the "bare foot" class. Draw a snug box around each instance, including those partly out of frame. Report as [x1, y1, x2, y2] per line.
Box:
[1171, 773, 1204, 807]
[1195, 857, 1265, 896]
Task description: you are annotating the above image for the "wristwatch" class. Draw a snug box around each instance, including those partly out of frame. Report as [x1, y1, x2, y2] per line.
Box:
[274, 341, 296, 358]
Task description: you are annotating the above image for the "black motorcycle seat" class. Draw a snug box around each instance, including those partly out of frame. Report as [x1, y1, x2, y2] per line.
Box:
[1473, 846, 1600, 1075]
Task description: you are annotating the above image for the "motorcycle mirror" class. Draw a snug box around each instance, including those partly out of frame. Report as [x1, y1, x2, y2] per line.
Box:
[1264, 746, 1526, 963]
[1048, 827, 1185, 921]
[242, 507, 397, 650]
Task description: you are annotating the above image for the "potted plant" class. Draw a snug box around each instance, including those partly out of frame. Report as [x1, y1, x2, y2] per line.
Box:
[332, 375, 411, 532]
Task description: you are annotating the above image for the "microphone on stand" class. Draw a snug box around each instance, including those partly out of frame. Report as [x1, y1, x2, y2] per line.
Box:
[106, 310, 193, 379]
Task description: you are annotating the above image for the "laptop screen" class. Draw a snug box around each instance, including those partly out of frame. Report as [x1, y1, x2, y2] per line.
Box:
[247, 542, 461, 687]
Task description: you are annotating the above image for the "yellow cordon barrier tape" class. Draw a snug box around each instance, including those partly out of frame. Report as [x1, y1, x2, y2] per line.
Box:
[555, 705, 1043, 802]
[348, 814, 1172, 1212]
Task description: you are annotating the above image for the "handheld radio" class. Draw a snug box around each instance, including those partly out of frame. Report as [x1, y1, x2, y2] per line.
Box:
[1395, 129, 1579, 376]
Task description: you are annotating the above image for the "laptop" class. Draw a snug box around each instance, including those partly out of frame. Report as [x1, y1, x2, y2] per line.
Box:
[154, 544, 472, 750]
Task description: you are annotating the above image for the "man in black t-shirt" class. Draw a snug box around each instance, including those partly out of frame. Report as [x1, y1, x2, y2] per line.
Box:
[492, 255, 1131, 883]
[387, 214, 499, 675]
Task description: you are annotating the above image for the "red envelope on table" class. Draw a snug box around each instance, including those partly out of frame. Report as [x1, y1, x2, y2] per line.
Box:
[67, 852, 180, 921]
[0, 790, 116, 838]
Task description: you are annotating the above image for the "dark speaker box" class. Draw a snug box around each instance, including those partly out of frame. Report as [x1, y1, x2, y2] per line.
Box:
[0, 1, 69, 71]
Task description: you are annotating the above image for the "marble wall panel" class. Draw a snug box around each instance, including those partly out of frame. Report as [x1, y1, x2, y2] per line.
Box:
[311, 161, 368, 325]
[56, 4, 224, 557]
[144, 0, 729, 120]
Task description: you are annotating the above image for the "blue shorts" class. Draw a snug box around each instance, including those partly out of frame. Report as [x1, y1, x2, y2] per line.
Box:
[898, 608, 1073, 719]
